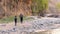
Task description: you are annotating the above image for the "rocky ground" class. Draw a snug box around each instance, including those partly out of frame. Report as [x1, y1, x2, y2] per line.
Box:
[0, 17, 60, 34]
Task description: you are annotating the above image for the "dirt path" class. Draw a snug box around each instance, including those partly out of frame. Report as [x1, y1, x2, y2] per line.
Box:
[0, 18, 60, 34]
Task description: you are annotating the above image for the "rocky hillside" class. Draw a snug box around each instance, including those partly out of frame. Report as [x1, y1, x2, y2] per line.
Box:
[0, 0, 32, 18]
[0, 0, 60, 18]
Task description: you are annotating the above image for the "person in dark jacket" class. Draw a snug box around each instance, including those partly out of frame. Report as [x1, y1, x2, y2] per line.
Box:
[19, 14, 23, 23]
[14, 16, 17, 26]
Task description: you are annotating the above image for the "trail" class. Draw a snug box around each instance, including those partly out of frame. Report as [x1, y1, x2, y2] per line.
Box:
[0, 17, 60, 34]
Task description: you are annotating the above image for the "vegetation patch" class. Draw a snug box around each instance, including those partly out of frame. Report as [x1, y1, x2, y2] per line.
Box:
[56, 2, 60, 10]
[0, 16, 34, 23]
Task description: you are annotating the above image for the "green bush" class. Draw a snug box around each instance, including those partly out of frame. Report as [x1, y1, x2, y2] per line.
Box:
[31, 0, 48, 15]
[56, 3, 60, 10]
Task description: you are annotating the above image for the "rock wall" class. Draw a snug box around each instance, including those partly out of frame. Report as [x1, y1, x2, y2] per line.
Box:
[0, 0, 32, 18]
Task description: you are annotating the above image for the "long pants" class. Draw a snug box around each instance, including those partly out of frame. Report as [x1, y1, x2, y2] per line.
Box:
[20, 17, 23, 23]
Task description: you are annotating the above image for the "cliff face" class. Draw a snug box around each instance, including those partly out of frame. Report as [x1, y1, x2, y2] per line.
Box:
[0, 0, 60, 18]
[0, 0, 32, 18]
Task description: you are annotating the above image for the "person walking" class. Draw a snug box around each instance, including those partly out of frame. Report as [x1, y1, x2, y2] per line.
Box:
[14, 16, 17, 26]
[19, 14, 23, 23]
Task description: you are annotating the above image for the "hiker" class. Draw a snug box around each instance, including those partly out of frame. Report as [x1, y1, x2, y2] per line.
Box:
[14, 16, 17, 26]
[19, 14, 23, 23]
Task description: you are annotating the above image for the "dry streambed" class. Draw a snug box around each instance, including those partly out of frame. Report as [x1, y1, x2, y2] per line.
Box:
[0, 18, 60, 34]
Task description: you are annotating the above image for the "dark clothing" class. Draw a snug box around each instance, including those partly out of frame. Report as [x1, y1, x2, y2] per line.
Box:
[14, 16, 17, 26]
[20, 14, 23, 23]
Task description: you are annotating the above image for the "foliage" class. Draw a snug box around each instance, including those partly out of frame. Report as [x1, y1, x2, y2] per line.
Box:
[31, 0, 48, 15]
[56, 3, 60, 10]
